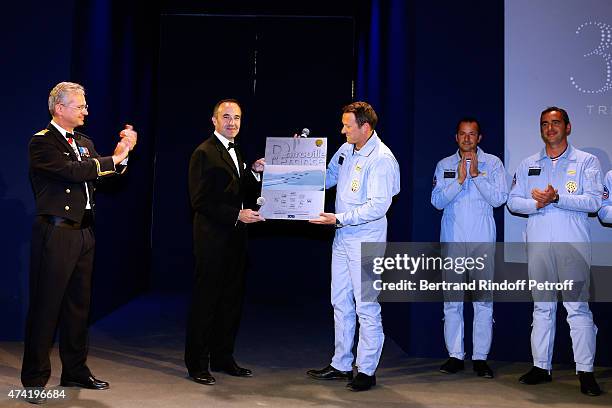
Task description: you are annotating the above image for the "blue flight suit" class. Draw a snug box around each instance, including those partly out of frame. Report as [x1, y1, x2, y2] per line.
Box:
[431, 147, 508, 360]
[325, 132, 400, 376]
[507, 144, 601, 372]
[597, 170, 612, 223]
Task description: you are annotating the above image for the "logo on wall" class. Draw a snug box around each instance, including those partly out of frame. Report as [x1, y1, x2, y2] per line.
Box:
[570, 21, 612, 95]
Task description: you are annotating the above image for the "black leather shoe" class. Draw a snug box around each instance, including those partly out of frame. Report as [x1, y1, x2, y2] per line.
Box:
[60, 375, 109, 390]
[307, 365, 353, 381]
[578, 371, 601, 396]
[24, 387, 46, 405]
[519, 366, 552, 385]
[473, 360, 494, 378]
[210, 361, 252, 377]
[190, 371, 216, 385]
[440, 357, 464, 374]
[346, 372, 376, 391]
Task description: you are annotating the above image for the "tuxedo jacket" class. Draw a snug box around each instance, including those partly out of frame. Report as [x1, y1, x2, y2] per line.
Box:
[28, 123, 123, 223]
[188, 134, 260, 259]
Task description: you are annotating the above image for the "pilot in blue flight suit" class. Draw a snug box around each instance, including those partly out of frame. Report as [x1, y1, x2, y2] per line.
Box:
[431, 117, 508, 378]
[597, 170, 612, 223]
[507, 106, 601, 396]
[307, 102, 400, 392]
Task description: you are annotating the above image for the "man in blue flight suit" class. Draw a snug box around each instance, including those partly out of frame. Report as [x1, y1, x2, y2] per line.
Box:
[507, 106, 601, 396]
[431, 117, 508, 378]
[306, 101, 400, 391]
[598, 170, 612, 223]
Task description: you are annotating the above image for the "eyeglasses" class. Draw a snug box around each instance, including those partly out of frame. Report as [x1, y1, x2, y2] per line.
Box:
[60, 103, 89, 112]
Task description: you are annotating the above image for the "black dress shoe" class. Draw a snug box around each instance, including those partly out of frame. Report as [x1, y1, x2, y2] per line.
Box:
[24, 387, 46, 405]
[307, 365, 353, 381]
[60, 375, 109, 390]
[347, 372, 376, 391]
[578, 371, 601, 396]
[190, 371, 216, 385]
[210, 361, 253, 377]
[439, 357, 464, 374]
[519, 366, 552, 385]
[473, 360, 494, 378]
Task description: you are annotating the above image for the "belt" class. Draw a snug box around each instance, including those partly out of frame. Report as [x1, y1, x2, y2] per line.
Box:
[41, 210, 93, 229]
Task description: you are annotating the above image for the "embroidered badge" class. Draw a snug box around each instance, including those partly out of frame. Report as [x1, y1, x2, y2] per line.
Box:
[528, 167, 541, 176]
[566, 180, 578, 194]
[78, 146, 91, 158]
[351, 179, 360, 192]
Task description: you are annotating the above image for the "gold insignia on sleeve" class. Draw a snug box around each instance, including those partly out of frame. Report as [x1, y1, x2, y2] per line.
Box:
[34, 129, 49, 136]
[93, 158, 116, 176]
[566, 180, 578, 194]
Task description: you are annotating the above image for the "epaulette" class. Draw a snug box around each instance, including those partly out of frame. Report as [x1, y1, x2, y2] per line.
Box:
[34, 129, 49, 136]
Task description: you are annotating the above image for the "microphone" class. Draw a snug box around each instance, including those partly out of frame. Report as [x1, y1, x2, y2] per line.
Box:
[255, 197, 266, 211]
[299, 128, 310, 138]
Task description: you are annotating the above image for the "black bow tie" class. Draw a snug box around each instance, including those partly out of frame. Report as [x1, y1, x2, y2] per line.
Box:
[66, 132, 81, 141]
[227, 142, 236, 151]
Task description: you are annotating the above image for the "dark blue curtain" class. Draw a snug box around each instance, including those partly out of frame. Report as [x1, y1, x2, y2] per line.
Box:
[69, 0, 160, 320]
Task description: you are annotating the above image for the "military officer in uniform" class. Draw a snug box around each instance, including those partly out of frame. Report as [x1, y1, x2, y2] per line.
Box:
[507, 106, 601, 396]
[22, 82, 136, 403]
[431, 117, 508, 378]
[307, 101, 400, 391]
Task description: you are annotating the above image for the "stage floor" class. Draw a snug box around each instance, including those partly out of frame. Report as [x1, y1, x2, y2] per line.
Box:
[1, 293, 609, 407]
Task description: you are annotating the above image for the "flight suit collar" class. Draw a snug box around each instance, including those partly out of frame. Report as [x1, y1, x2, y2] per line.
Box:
[453, 146, 485, 164]
[536, 143, 576, 163]
[353, 131, 378, 157]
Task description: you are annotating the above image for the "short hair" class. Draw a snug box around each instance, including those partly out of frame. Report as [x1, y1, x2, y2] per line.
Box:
[541, 106, 570, 125]
[212, 98, 242, 117]
[455, 117, 481, 134]
[48, 82, 85, 116]
[342, 101, 378, 129]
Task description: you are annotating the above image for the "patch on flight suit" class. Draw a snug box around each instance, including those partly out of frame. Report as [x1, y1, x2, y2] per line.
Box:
[351, 179, 360, 192]
[566, 180, 578, 194]
[78, 146, 91, 158]
[338, 155, 345, 165]
[604, 185, 609, 200]
[443, 171, 456, 178]
[528, 167, 541, 176]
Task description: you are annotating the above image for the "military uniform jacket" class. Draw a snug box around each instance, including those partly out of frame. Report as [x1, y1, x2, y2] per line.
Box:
[29, 123, 120, 223]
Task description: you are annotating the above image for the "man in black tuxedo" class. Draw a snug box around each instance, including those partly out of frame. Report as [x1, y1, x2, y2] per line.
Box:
[22, 82, 136, 402]
[185, 99, 264, 386]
